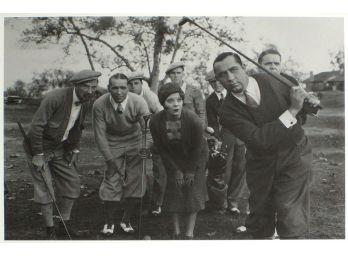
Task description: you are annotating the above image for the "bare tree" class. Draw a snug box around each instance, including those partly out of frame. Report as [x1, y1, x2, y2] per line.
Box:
[20, 16, 244, 92]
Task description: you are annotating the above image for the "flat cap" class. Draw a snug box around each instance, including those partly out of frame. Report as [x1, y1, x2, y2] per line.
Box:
[205, 70, 216, 82]
[165, 61, 185, 74]
[127, 71, 145, 82]
[70, 70, 102, 84]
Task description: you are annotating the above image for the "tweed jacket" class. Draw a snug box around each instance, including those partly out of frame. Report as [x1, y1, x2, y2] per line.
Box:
[206, 92, 223, 138]
[28, 87, 87, 155]
[183, 84, 206, 128]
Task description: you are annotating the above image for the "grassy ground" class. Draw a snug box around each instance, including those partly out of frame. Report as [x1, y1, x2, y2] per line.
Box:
[3, 91, 345, 240]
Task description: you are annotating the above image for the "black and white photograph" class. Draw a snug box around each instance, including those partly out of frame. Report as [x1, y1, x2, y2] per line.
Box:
[1, 2, 346, 253]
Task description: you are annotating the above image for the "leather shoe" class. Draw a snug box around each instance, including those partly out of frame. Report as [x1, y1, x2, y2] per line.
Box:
[45, 226, 57, 240]
[120, 221, 135, 234]
[100, 224, 115, 237]
[151, 205, 162, 216]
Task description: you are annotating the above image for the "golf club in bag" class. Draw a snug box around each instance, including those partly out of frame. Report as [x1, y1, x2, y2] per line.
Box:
[138, 114, 152, 239]
[205, 127, 229, 211]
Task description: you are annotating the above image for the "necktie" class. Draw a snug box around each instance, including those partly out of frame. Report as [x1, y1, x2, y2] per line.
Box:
[220, 93, 225, 104]
[244, 91, 259, 108]
[117, 103, 123, 114]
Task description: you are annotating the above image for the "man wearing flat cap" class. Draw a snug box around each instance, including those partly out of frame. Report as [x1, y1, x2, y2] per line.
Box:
[128, 71, 163, 114]
[25, 69, 101, 239]
[205, 70, 248, 215]
[165, 62, 206, 128]
[128, 71, 165, 216]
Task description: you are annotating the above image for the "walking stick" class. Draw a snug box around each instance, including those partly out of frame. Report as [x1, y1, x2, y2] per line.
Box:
[138, 114, 152, 239]
[17, 121, 72, 240]
[178, 17, 322, 116]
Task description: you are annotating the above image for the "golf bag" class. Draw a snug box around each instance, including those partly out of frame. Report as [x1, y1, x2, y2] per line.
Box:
[206, 135, 228, 211]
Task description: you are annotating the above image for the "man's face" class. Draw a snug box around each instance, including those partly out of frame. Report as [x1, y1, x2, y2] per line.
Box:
[209, 80, 224, 93]
[128, 79, 143, 95]
[214, 55, 249, 94]
[168, 67, 184, 84]
[260, 54, 281, 74]
[108, 78, 128, 103]
[75, 79, 98, 102]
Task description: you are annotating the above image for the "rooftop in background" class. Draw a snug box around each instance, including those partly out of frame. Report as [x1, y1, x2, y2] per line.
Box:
[304, 70, 344, 83]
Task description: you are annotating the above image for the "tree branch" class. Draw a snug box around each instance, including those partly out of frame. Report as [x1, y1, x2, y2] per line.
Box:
[140, 39, 151, 75]
[170, 26, 182, 64]
[61, 18, 135, 72]
[80, 32, 135, 71]
[67, 17, 95, 71]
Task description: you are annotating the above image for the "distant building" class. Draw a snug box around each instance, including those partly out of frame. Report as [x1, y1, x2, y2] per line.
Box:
[304, 67, 344, 91]
[5, 95, 23, 104]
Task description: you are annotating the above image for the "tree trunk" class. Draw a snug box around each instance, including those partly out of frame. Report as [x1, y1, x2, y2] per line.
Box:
[150, 17, 166, 93]
[156, 25, 182, 90]
[170, 26, 182, 64]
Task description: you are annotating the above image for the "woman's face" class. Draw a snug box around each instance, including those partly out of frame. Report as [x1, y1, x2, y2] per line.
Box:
[164, 92, 183, 118]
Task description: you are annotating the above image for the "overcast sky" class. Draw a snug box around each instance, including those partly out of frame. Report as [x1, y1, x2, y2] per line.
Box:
[3, 16, 344, 89]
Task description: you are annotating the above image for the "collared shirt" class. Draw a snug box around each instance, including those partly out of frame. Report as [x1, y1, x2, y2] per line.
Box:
[215, 89, 227, 101]
[232, 77, 260, 105]
[232, 76, 297, 128]
[61, 88, 82, 142]
[110, 94, 128, 112]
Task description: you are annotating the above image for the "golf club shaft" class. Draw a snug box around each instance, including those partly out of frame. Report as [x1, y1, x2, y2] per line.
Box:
[138, 114, 152, 239]
[179, 17, 294, 86]
[38, 167, 72, 240]
[179, 17, 322, 112]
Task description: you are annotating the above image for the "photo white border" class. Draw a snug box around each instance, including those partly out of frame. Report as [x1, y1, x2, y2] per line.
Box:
[1, 1, 347, 257]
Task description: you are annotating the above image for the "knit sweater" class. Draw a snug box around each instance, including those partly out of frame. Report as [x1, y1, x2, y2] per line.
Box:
[92, 92, 149, 161]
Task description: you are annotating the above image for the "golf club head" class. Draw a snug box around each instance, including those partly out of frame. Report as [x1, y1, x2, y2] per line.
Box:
[179, 17, 192, 26]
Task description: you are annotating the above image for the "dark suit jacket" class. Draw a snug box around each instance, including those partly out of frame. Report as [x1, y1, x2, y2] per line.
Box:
[28, 87, 88, 155]
[206, 92, 223, 138]
[220, 73, 310, 171]
[280, 72, 307, 124]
